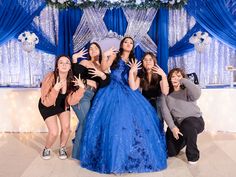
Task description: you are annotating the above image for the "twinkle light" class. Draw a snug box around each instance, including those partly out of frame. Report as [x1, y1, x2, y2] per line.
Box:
[0, 88, 79, 133]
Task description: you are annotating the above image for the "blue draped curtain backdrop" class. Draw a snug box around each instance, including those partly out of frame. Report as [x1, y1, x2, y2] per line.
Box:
[57, 7, 162, 67]
[55, 7, 169, 73]
[158, 8, 169, 73]
[185, 0, 236, 49]
[0, 0, 46, 45]
[104, 8, 127, 36]
[226, 0, 236, 20]
[27, 22, 57, 55]
[0, 0, 235, 78]
[57, 8, 83, 57]
[169, 22, 206, 57]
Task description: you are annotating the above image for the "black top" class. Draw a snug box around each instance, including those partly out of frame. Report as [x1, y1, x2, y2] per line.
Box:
[139, 71, 162, 99]
[142, 84, 162, 99]
[141, 77, 162, 109]
[72, 63, 110, 88]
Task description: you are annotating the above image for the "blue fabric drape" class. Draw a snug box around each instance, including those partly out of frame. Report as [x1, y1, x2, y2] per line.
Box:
[157, 8, 169, 73]
[104, 8, 127, 36]
[169, 23, 206, 57]
[57, 8, 83, 57]
[25, 22, 57, 55]
[148, 11, 158, 48]
[226, 0, 236, 20]
[185, 0, 236, 49]
[0, 0, 46, 45]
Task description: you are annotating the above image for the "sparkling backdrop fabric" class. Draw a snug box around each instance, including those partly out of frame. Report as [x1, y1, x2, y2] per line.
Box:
[168, 9, 236, 87]
[73, 7, 108, 53]
[73, 7, 158, 54]
[0, 6, 57, 87]
[123, 8, 158, 54]
[0, 7, 235, 87]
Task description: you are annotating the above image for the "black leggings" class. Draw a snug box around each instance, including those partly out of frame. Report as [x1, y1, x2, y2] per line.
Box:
[166, 116, 204, 161]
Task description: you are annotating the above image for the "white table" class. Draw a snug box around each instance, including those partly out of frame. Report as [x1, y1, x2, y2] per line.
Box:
[198, 88, 236, 132]
[0, 88, 47, 132]
[0, 88, 236, 132]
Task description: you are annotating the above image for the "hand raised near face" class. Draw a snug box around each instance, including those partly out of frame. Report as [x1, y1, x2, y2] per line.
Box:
[54, 77, 66, 91]
[152, 64, 166, 77]
[127, 58, 142, 74]
[72, 48, 88, 63]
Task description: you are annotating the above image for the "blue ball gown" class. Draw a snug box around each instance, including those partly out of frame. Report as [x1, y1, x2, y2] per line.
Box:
[79, 59, 167, 174]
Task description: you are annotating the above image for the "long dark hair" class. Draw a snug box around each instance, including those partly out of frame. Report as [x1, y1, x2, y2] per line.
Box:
[168, 68, 187, 94]
[88, 42, 103, 64]
[111, 36, 135, 69]
[54, 55, 74, 94]
[140, 52, 161, 90]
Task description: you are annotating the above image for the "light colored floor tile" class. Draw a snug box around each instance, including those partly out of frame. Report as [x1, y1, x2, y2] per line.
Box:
[0, 132, 236, 177]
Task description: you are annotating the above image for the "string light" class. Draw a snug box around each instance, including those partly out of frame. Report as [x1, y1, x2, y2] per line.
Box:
[0, 89, 78, 133]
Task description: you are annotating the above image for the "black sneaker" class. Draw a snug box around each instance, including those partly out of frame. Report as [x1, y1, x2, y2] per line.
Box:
[59, 147, 68, 160]
[42, 148, 51, 160]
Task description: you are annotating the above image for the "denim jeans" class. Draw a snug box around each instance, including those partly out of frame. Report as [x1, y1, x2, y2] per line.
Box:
[71, 89, 95, 159]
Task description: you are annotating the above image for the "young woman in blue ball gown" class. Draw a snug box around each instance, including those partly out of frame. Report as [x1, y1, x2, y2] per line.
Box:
[78, 37, 167, 174]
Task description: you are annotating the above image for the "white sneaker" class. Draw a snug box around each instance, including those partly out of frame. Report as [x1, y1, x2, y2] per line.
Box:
[42, 148, 51, 160]
[188, 160, 198, 165]
[59, 147, 68, 160]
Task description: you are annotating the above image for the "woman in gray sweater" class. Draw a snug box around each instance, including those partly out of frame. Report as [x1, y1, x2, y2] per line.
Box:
[161, 68, 204, 164]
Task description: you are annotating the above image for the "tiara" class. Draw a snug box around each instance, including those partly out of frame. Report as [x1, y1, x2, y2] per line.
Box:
[123, 34, 134, 39]
[91, 30, 123, 43]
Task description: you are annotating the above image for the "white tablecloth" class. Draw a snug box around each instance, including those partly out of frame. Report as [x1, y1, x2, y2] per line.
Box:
[0, 88, 236, 132]
[197, 88, 236, 132]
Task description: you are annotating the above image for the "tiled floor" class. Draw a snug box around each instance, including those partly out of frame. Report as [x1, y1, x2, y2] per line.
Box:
[0, 132, 236, 177]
